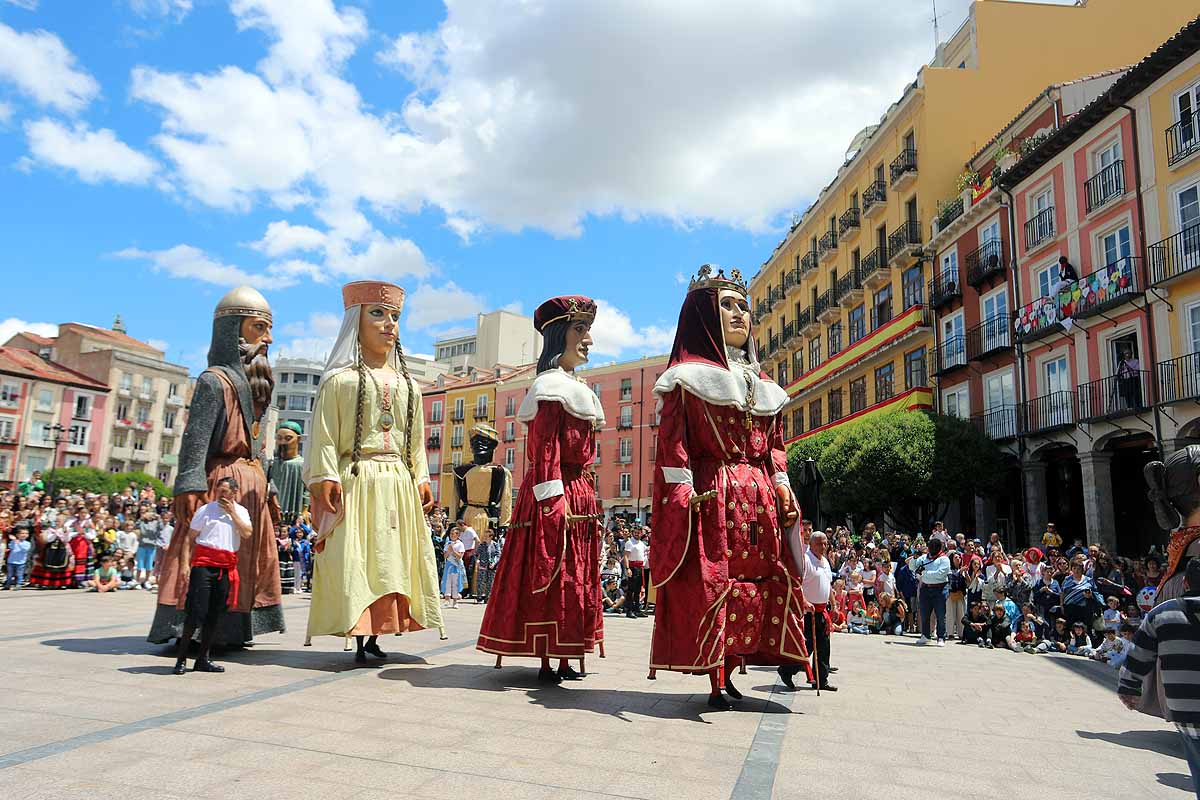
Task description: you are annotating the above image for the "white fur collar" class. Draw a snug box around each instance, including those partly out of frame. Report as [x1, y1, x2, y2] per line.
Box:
[517, 368, 606, 424]
[653, 361, 788, 416]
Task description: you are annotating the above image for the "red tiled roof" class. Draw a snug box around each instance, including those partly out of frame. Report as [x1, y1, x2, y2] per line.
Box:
[59, 322, 161, 353]
[18, 332, 57, 347]
[0, 347, 109, 390]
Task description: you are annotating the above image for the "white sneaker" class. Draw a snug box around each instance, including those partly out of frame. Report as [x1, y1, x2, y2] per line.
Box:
[936, 639, 945, 647]
[915, 636, 929, 646]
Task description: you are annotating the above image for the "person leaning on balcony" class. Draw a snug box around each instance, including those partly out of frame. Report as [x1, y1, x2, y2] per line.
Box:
[1050, 256, 1079, 297]
[1117, 348, 1142, 410]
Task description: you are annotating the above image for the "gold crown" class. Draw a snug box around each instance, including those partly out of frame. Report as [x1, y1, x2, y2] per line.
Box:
[688, 264, 747, 295]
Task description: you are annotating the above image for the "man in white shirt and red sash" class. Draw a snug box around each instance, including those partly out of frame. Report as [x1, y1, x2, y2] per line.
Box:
[174, 477, 252, 675]
[624, 528, 649, 618]
[799, 530, 836, 692]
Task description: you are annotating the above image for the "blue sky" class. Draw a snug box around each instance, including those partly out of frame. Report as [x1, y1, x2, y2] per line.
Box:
[0, 0, 1039, 372]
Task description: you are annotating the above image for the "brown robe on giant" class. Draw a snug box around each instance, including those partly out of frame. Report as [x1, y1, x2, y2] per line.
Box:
[149, 369, 282, 644]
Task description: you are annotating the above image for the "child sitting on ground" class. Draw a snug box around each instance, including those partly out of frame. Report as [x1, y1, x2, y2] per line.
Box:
[1036, 617, 1070, 653]
[1106, 622, 1138, 670]
[88, 555, 119, 593]
[1066, 621, 1094, 656]
[962, 601, 990, 647]
[878, 593, 906, 635]
[118, 554, 139, 589]
[1102, 595, 1126, 633]
[1015, 618, 1038, 653]
[845, 570, 865, 615]
[1091, 628, 1127, 666]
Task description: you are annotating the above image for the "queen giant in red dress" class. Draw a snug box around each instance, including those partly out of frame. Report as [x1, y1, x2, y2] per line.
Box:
[649, 267, 809, 706]
[477, 297, 605, 678]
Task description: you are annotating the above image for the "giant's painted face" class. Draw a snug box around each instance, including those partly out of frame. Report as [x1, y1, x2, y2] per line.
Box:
[359, 304, 400, 357]
[718, 288, 750, 350]
[239, 316, 273, 346]
[558, 320, 593, 371]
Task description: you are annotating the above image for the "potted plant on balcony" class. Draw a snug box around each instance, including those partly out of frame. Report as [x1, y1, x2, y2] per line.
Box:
[993, 142, 1019, 174]
[955, 168, 980, 207]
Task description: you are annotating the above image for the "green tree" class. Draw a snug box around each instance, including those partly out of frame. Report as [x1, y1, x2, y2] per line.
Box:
[46, 465, 112, 495]
[111, 471, 171, 498]
[786, 411, 1002, 534]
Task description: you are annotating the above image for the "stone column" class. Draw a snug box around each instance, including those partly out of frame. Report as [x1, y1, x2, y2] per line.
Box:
[1078, 450, 1117, 552]
[974, 494, 997, 541]
[1022, 461, 1048, 546]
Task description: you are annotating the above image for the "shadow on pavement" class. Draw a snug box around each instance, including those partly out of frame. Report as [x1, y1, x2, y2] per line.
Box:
[376, 663, 794, 723]
[1157, 772, 1193, 792]
[1045, 652, 1120, 691]
[41, 635, 427, 674]
[1076, 728, 1183, 759]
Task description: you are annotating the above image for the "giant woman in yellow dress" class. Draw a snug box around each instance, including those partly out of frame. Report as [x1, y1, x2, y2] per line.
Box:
[304, 281, 445, 663]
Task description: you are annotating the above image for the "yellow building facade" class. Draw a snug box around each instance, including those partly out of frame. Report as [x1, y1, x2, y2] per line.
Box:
[749, 0, 1198, 442]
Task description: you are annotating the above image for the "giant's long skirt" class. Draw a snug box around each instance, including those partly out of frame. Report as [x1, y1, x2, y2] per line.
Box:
[477, 467, 602, 660]
[306, 456, 443, 638]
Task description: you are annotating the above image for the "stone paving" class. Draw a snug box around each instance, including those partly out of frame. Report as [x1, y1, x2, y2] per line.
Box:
[0, 589, 1191, 799]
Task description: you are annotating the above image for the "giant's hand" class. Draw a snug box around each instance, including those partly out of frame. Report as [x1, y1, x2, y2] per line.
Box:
[419, 481, 434, 514]
[775, 484, 799, 528]
[173, 491, 205, 527]
[267, 493, 282, 527]
[313, 480, 343, 519]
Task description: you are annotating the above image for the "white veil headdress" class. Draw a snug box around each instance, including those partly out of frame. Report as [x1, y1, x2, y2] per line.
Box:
[316, 305, 401, 389]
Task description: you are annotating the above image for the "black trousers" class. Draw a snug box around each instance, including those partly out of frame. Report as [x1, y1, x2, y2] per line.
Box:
[626, 566, 644, 614]
[804, 610, 831, 683]
[463, 551, 476, 596]
[184, 566, 230, 628]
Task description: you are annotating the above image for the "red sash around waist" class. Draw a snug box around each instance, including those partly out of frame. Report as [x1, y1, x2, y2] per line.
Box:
[192, 544, 239, 610]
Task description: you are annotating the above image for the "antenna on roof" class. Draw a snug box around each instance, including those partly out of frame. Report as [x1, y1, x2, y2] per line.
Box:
[932, 0, 941, 52]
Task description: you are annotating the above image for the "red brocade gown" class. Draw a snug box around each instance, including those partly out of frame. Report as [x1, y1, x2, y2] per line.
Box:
[477, 372, 604, 661]
[649, 384, 809, 674]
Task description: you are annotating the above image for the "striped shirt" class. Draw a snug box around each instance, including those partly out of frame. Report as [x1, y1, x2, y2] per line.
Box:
[1118, 596, 1200, 727]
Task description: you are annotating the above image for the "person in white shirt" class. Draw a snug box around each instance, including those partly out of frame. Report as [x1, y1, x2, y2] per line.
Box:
[457, 524, 479, 597]
[795, 531, 836, 692]
[624, 529, 649, 618]
[907, 538, 952, 646]
[173, 477, 252, 676]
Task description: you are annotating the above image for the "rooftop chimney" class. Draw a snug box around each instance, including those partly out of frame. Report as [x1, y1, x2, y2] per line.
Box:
[112, 314, 126, 334]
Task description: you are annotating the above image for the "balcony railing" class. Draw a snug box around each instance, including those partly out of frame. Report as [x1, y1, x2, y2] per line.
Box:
[970, 407, 1018, 441]
[783, 269, 798, 295]
[617, 419, 634, 430]
[1084, 160, 1124, 213]
[801, 251, 819, 273]
[796, 306, 813, 332]
[782, 320, 795, 345]
[1024, 206, 1055, 250]
[861, 247, 885, 283]
[934, 335, 967, 375]
[1166, 110, 1200, 166]
[838, 207, 860, 237]
[889, 149, 918, 186]
[862, 181, 887, 215]
[936, 196, 964, 231]
[1017, 390, 1077, 436]
[1015, 295, 1060, 342]
[1157, 354, 1200, 405]
[966, 315, 1011, 360]
[1149, 223, 1200, 286]
[450, 437, 464, 448]
[1070, 256, 1141, 320]
[814, 291, 831, 319]
[451, 410, 465, 421]
[928, 268, 961, 310]
[819, 230, 838, 259]
[965, 239, 1005, 286]
[427, 437, 441, 449]
[836, 266, 862, 302]
[474, 408, 489, 420]
[887, 220, 921, 264]
[1078, 370, 1150, 422]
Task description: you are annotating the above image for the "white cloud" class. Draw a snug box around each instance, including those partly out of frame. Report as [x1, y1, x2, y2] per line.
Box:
[24, 119, 157, 184]
[127, 0, 192, 21]
[404, 282, 486, 331]
[0, 23, 99, 113]
[274, 310, 344, 364]
[231, 0, 366, 84]
[249, 220, 327, 258]
[0, 101, 12, 124]
[589, 300, 675, 359]
[0, 317, 57, 345]
[3, 0, 39, 11]
[113, 244, 296, 289]
[376, 31, 442, 87]
[145, 338, 169, 351]
[444, 215, 480, 244]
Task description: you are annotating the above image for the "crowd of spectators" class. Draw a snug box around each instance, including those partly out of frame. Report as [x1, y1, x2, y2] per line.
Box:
[818, 520, 1155, 669]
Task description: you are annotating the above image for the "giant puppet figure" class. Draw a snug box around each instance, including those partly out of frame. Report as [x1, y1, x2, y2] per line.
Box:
[269, 421, 308, 524]
[303, 281, 444, 663]
[648, 265, 808, 710]
[148, 286, 285, 646]
[477, 296, 605, 683]
[449, 423, 512, 539]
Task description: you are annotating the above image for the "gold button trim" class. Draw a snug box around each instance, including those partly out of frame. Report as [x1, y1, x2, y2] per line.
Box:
[769, 638, 776, 646]
[729, 613, 737, 621]
[772, 616, 780, 625]
[747, 614, 754, 622]
[743, 635, 752, 644]
[777, 596, 784, 604]
[726, 637, 735, 645]
[732, 588, 740, 597]
[725, 549, 733, 557]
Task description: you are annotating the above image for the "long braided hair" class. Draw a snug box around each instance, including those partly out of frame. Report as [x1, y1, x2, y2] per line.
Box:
[349, 338, 416, 478]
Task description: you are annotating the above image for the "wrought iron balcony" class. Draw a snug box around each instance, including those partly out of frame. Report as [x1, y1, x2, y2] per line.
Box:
[970, 407, 1018, 441]
[801, 250, 819, 273]
[451, 409, 465, 421]
[1023, 206, 1055, 250]
[887, 220, 921, 265]
[936, 197, 964, 232]
[836, 266, 863, 306]
[838, 208, 860, 238]
[1014, 295, 1060, 343]
[1069, 256, 1141, 320]
[965, 239, 1005, 287]
[819, 230, 838, 261]
[796, 306, 813, 333]
[1017, 390, 1078, 436]
[427, 436, 441, 449]
[1084, 160, 1124, 213]
[861, 247, 885, 284]
[934, 335, 967, 375]
[1078, 370, 1150, 423]
[965, 315, 1011, 361]
[928, 268, 961, 310]
[889, 148, 918, 187]
[1149, 223, 1200, 286]
[1166, 110, 1200, 166]
[1157, 354, 1200, 405]
[783, 269, 797, 294]
[814, 290, 831, 320]
[782, 320, 795, 345]
[862, 181, 887, 217]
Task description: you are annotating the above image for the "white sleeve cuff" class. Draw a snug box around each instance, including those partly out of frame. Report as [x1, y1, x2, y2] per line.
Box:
[772, 472, 791, 488]
[306, 474, 341, 488]
[417, 477, 430, 487]
[533, 480, 564, 500]
[661, 467, 693, 486]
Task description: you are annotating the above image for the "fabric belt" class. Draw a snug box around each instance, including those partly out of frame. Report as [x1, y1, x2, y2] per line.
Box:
[921, 581, 948, 589]
[628, 561, 645, 567]
[191, 544, 239, 610]
[464, 548, 476, 557]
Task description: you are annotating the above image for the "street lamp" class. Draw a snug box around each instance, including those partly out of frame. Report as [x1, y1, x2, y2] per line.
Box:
[45, 423, 67, 498]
